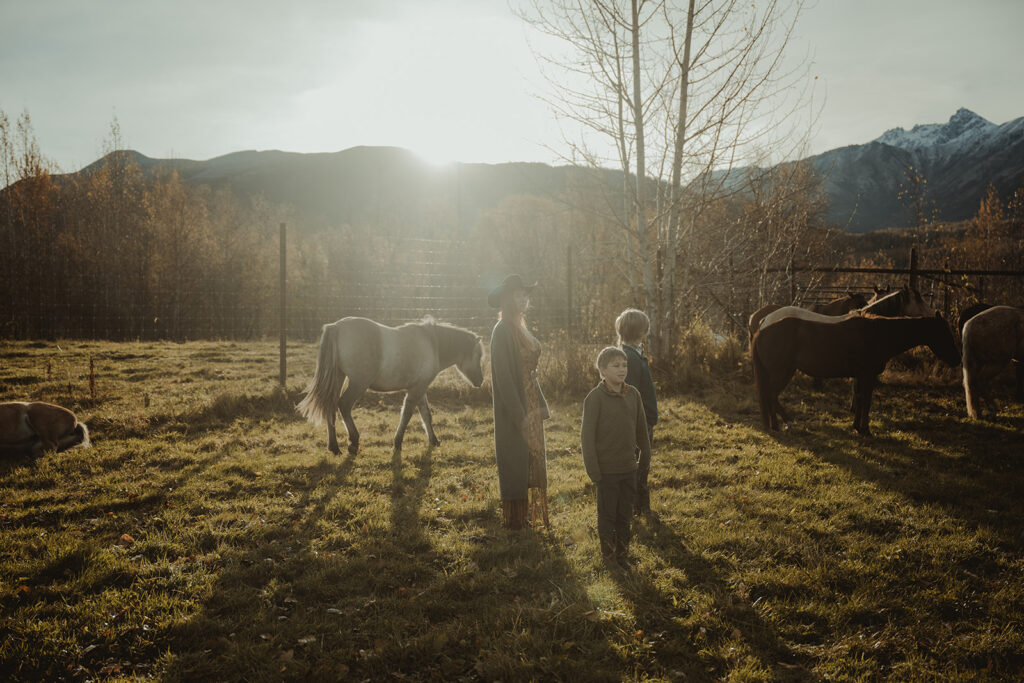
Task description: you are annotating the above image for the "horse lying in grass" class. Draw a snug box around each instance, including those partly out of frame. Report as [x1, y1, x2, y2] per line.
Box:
[298, 316, 484, 455]
[962, 306, 1024, 419]
[751, 312, 960, 435]
[0, 401, 91, 457]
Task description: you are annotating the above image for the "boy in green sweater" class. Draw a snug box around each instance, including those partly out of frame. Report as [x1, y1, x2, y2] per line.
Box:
[581, 347, 652, 572]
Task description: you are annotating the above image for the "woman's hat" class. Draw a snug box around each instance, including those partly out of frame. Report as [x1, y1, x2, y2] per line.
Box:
[487, 274, 536, 308]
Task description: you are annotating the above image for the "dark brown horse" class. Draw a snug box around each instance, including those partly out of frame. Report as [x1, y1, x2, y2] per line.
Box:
[752, 312, 960, 435]
[811, 291, 868, 315]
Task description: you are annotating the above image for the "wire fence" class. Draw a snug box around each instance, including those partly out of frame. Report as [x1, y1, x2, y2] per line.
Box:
[1, 233, 1022, 346]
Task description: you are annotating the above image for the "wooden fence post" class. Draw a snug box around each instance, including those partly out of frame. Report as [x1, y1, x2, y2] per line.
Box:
[279, 222, 287, 388]
[943, 261, 950, 318]
[909, 247, 919, 289]
[788, 252, 796, 303]
[566, 244, 574, 335]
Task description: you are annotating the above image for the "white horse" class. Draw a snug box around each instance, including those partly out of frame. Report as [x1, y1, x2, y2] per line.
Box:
[962, 306, 1024, 419]
[297, 316, 484, 455]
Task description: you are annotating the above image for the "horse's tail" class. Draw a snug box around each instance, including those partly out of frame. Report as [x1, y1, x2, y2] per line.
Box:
[297, 324, 345, 425]
[963, 366, 980, 420]
[962, 323, 983, 420]
[751, 334, 773, 431]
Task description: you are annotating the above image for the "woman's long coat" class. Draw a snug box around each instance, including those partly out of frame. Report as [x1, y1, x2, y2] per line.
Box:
[489, 319, 548, 499]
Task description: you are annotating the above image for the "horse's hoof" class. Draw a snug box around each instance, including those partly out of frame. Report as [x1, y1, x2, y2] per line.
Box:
[430, 438, 441, 447]
[347, 442, 359, 455]
[328, 444, 341, 455]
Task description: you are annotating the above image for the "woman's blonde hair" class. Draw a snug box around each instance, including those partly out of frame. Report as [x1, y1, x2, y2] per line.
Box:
[615, 308, 650, 345]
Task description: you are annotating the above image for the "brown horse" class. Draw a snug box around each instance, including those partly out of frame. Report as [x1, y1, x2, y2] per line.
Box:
[747, 292, 866, 345]
[0, 401, 91, 457]
[962, 306, 1024, 419]
[752, 312, 960, 435]
[298, 316, 484, 455]
[811, 291, 868, 315]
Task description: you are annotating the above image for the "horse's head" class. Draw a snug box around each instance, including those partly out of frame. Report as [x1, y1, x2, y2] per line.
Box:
[926, 312, 962, 366]
[869, 284, 893, 303]
[456, 336, 485, 388]
[900, 287, 937, 317]
[848, 292, 869, 309]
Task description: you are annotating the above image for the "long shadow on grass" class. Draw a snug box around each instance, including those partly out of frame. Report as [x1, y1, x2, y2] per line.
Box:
[782, 414, 1024, 553]
[155, 439, 616, 681]
[625, 515, 810, 681]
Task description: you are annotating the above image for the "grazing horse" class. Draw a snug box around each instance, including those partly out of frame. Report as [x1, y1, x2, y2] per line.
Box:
[0, 401, 91, 457]
[958, 302, 1024, 402]
[752, 312, 960, 435]
[758, 286, 934, 333]
[747, 292, 866, 346]
[297, 316, 485, 455]
[962, 306, 1024, 419]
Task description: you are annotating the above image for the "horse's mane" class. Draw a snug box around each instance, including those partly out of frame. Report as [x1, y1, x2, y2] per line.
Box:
[410, 316, 479, 353]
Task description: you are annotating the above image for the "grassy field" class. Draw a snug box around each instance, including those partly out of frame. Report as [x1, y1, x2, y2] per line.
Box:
[1, 339, 1022, 681]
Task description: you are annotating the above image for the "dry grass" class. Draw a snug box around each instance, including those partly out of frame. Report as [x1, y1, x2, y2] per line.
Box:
[1, 339, 1022, 680]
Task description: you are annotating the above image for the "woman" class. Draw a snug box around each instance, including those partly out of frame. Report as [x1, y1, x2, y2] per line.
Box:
[488, 274, 550, 529]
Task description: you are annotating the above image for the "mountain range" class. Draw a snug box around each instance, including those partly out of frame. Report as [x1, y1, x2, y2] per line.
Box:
[48, 108, 1024, 234]
[803, 108, 1024, 231]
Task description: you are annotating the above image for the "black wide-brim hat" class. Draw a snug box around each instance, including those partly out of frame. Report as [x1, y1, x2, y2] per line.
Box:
[487, 274, 537, 308]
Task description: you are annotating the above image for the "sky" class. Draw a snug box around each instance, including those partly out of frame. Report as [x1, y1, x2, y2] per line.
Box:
[1, 0, 1023, 172]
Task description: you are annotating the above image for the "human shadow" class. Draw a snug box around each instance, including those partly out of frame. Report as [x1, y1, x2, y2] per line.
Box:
[623, 514, 812, 681]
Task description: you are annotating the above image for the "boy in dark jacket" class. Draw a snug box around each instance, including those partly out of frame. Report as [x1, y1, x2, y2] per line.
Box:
[615, 308, 658, 515]
[581, 347, 652, 572]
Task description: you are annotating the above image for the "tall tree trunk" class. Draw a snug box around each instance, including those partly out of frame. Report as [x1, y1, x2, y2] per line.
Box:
[630, 0, 655, 339]
[658, 0, 695, 359]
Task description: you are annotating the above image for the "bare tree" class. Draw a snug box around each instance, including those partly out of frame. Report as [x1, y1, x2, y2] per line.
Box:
[520, 0, 816, 356]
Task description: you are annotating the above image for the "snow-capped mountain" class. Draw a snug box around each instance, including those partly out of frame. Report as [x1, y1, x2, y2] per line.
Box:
[806, 108, 1024, 232]
[875, 107, 997, 151]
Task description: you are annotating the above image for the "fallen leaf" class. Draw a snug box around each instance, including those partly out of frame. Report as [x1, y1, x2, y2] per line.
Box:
[118, 533, 135, 545]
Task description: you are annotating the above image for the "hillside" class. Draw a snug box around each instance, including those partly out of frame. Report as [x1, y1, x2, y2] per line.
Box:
[807, 108, 1024, 232]
[10, 109, 1023, 238]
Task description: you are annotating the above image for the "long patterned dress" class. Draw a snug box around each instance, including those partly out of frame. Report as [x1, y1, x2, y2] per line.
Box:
[516, 327, 549, 527]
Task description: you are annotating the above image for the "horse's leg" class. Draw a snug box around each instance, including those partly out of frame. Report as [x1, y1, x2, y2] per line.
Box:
[393, 390, 424, 455]
[1013, 359, 1024, 402]
[338, 381, 368, 455]
[772, 393, 792, 429]
[963, 364, 983, 420]
[417, 395, 440, 447]
[855, 376, 876, 436]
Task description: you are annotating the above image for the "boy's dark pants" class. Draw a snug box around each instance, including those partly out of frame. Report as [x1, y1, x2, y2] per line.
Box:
[635, 425, 654, 514]
[596, 471, 637, 557]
